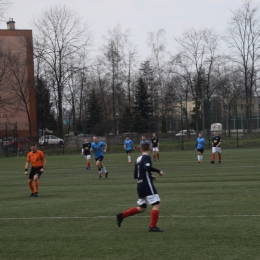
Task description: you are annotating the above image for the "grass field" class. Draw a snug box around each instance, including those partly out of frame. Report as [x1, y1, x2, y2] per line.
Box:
[0, 149, 260, 260]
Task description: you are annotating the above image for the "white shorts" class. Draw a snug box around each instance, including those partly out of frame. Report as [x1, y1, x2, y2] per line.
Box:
[85, 155, 91, 160]
[212, 147, 221, 153]
[152, 147, 159, 152]
[137, 194, 160, 205]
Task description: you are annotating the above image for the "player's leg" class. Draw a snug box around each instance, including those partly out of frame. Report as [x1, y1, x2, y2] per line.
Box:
[85, 156, 88, 170]
[197, 150, 201, 163]
[116, 199, 147, 227]
[28, 168, 36, 196]
[99, 157, 108, 178]
[95, 159, 102, 178]
[33, 174, 39, 197]
[211, 147, 216, 164]
[147, 194, 163, 232]
[157, 148, 160, 161]
[200, 150, 204, 162]
[127, 151, 132, 163]
[86, 155, 91, 169]
[153, 148, 156, 161]
[218, 148, 222, 163]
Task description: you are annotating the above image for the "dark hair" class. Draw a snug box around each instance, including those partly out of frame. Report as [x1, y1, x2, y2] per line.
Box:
[140, 142, 150, 152]
[125, 135, 129, 138]
[30, 143, 37, 147]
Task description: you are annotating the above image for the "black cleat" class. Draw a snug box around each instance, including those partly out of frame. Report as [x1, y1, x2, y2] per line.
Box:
[116, 213, 123, 227]
[29, 193, 34, 197]
[149, 226, 164, 232]
[105, 172, 108, 179]
[210, 161, 214, 164]
[34, 192, 38, 197]
[219, 161, 221, 164]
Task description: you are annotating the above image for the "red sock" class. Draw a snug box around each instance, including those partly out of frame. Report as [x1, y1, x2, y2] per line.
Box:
[218, 154, 222, 161]
[87, 161, 90, 167]
[153, 155, 156, 160]
[122, 207, 139, 218]
[150, 210, 159, 228]
[212, 154, 215, 161]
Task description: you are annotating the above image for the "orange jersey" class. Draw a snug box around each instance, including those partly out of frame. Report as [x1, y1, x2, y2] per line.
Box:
[27, 150, 45, 168]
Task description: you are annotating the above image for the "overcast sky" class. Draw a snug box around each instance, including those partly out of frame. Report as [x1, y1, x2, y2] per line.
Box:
[1, 0, 249, 60]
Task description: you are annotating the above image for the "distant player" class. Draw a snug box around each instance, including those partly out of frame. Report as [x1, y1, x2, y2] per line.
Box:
[210, 131, 222, 164]
[116, 142, 164, 232]
[138, 135, 151, 148]
[91, 136, 109, 178]
[151, 133, 160, 161]
[195, 133, 205, 163]
[124, 136, 134, 163]
[81, 137, 91, 170]
[24, 144, 46, 197]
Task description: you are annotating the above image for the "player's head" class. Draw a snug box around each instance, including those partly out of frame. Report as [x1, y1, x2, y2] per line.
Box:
[84, 137, 88, 142]
[214, 131, 218, 136]
[30, 144, 37, 153]
[93, 136, 98, 143]
[198, 133, 202, 138]
[125, 136, 129, 140]
[152, 133, 156, 137]
[141, 135, 146, 141]
[140, 142, 150, 152]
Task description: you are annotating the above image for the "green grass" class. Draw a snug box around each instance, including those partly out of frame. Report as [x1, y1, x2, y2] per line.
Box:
[0, 149, 260, 259]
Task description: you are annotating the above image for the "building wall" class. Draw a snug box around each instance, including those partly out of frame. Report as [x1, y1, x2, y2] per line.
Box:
[0, 28, 36, 139]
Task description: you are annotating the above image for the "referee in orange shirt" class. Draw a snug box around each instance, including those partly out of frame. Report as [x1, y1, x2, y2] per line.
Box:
[24, 144, 46, 197]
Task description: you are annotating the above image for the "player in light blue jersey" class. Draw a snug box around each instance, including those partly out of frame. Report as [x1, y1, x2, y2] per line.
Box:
[195, 133, 205, 163]
[124, 136, 134, 163]
[90, 136, 108, 178]
[138, 135, 151, 149]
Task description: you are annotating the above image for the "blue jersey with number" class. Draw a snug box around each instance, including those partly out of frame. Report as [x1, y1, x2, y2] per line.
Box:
[196, 137, 205, 149]
[91, 142, 106, 158]
[124, 139, 133, 150]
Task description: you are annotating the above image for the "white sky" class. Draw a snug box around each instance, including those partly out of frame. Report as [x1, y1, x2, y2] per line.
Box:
[1, 0, 248, 60]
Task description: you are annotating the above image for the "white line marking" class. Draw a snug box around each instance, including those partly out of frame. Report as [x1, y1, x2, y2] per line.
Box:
[0, 215, 260, 220]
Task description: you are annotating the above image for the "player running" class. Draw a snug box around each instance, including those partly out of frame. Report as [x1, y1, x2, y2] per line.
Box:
[81, 137, 91, 170]
[124, 136, 134, 163]
[116, 142, 164, 232]
[91, 136, 109, 178]
[151, 133, 160, 161]
[210, 131, 222, 164]
[195, 133, 205, 163]
[24, 144, 46, 197]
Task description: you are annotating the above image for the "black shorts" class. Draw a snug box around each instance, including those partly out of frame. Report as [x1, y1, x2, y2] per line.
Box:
[95, 156, 104, 162]
[29, 166, 43, 179]
[197, 149, 204, 153]
[126, 150, 131, 154]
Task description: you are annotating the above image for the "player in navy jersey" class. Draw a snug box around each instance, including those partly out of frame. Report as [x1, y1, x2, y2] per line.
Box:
[124, 136, 134, 163]
[151, 133, 160, 161]
[195, 133, 205, 163]
[210, 131, 222, 164]
[81, 137, 91, 170]
[138, 135, 151, 148]
[90, 136, 109, 178]
[116, 142, 164, 232]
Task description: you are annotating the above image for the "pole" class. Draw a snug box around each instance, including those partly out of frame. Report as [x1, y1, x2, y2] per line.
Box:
[207, 96, 211, 149]
[236, 94, 239, 148]
[181, 96, 184, 150]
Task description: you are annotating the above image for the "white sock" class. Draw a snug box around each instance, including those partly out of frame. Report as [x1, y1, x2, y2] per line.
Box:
[197, 155, 200, 161]
[128, 156, 131, 161]
[102, 166, 107, 173]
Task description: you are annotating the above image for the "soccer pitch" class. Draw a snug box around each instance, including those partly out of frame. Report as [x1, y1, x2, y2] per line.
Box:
[0, 149, 260, 260]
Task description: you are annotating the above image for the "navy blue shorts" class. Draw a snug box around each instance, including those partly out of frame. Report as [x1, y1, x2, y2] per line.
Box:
[95, 156, 104, 162]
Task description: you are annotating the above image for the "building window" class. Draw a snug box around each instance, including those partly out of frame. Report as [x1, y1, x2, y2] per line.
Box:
[241, 104, 245, 110]
[258, 104, 260, 110]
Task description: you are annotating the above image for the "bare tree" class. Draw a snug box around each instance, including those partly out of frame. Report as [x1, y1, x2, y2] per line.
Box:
[170, 28, 220, 132]
[33, 5, 92, 137]
[0, 0, 11, 21]
[225, 0, 260, 132]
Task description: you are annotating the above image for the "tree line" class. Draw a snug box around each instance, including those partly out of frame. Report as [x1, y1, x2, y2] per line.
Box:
[1, 0, 260, 138]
